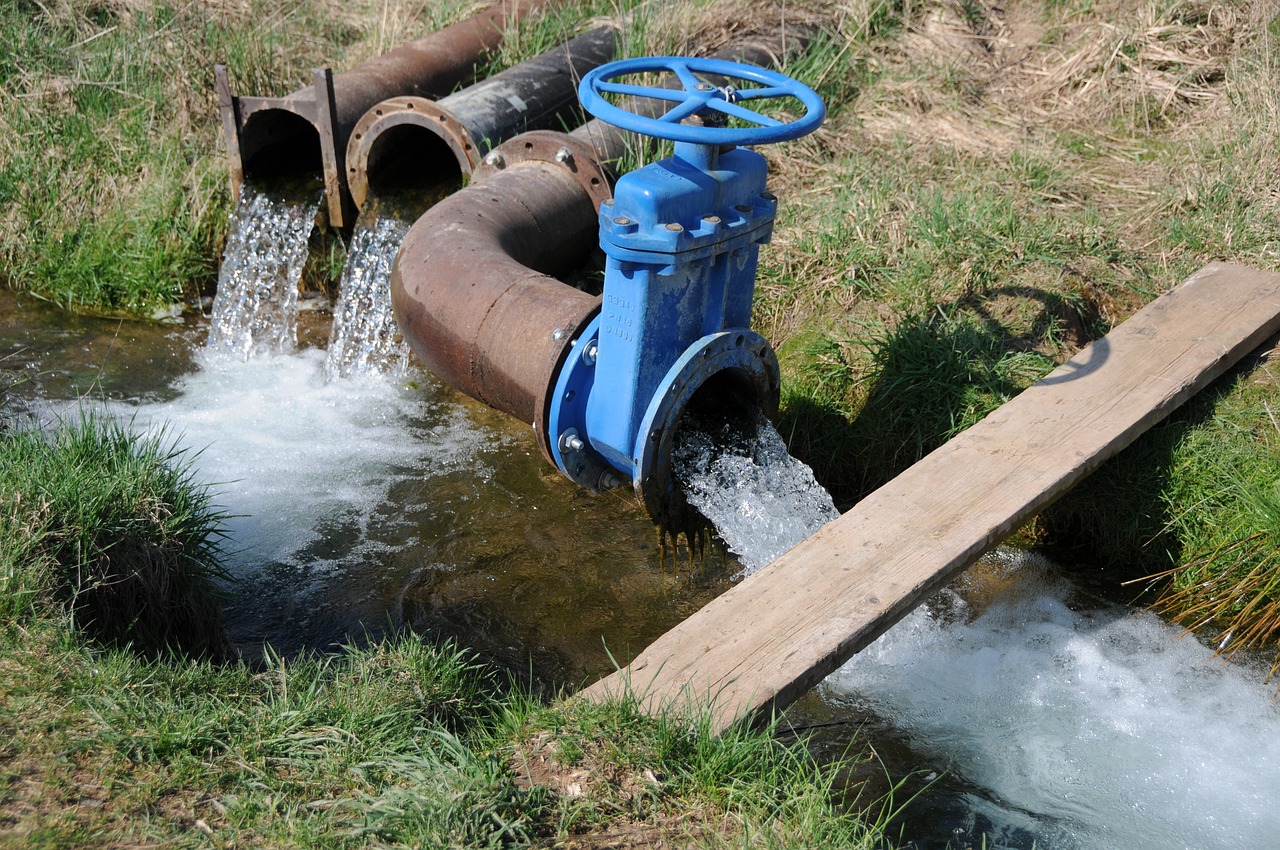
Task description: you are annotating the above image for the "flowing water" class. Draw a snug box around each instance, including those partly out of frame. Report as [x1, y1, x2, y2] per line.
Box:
[673, 410, 1280, 850]
[6, 289, 1280, 848]
[323, 206, 412, 380]
[2, 290, 730, 675]
[323, 187, 450, 381]
[673, 408, 839, 576]
[206, 181, 321, 358]
[821, 549, 1280, 850]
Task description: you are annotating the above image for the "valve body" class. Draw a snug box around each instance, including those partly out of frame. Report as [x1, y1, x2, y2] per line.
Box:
[547, 141, 781, 521]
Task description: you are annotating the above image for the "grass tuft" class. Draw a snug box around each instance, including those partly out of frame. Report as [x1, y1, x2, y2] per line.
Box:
[0, 411, 229, 656]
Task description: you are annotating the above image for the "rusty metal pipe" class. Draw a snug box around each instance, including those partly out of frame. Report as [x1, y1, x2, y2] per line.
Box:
[392, 34, 815, 506]
[345, 27, 616, 212]
[391, 159, 602, 451]
[215, 0, 548, 228]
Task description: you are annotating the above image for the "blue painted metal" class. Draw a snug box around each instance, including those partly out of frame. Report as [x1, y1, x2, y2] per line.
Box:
[577, 56, 825, 146]
[548, 57, 823, 514]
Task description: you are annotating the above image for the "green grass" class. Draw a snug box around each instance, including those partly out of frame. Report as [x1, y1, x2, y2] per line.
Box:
[0, 0, 481, 314]
[0, 412, 229, 656]
[0, 399, 891, 846]
[0, 617, 895, 847]
[505, 694, 900, 848]
[746, 0, 1280, 663]
[5, 0, 1280, 837]
[1043, 352, 1280, 670]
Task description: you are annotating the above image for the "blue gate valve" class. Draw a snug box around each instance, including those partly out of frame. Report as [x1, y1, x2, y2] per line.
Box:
[549, 56, 824, 521]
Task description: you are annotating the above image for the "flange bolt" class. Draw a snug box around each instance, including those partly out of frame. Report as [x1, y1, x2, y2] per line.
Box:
[559, 429, 586, 454]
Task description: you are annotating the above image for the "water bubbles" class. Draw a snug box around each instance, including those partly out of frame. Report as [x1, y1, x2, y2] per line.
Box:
[207, 183, 321, 358]
[673, 408, 838, 575]
[324, 209, 413, 380]
[824, 551, 1280, 849]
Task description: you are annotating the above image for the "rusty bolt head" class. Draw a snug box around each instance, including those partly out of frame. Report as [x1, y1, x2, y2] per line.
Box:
[665, 222, 683, 232]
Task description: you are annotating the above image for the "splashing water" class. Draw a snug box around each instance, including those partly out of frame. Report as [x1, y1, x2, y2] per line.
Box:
[107, 347, 495, 652]
[324, 207, 412, 380]
[673, 406, 1280, 848]
[673, 409, 838, 575]
[823, 549, 1280, 850]
[207, 182, 320, 358]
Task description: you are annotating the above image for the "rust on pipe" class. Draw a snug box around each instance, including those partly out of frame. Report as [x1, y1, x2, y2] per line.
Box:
[215, 0, 547, 228]
[393, 34, 817, 498]
[345, 27, 616, 212]
[472, 36, 812, 187]
[391, 159, 601, 459]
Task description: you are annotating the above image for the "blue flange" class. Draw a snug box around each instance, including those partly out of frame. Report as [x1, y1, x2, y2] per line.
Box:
[547, 316, 618, 492]
[544, 56, 822, 521]
[633, 330, 780, 523]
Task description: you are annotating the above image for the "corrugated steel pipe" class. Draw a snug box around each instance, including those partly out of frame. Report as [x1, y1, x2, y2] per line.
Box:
[392, 35, 811, 516]
[214, 0, 548, 228]
[345, 26, 617, 212]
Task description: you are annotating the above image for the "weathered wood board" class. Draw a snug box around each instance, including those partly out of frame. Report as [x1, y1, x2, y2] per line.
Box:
[584, 262, 1280, 733]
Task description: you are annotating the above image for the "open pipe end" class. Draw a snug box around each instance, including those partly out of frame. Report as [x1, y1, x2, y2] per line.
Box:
[238, 106, 325, 184]
[346, 97, 477, 211]
[634, 330, 780, 533]
[547, 325, 780, 530]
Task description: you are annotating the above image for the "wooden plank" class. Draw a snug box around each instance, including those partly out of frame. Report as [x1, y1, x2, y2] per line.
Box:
[583, 262, 1280, 732]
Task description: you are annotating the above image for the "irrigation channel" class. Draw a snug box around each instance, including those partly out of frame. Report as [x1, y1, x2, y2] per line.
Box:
[2, 191, 1278, 849]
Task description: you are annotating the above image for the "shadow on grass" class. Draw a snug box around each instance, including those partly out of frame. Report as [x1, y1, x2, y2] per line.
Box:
[778, 292, 1273, 590]
[779, 286, 1086, 508]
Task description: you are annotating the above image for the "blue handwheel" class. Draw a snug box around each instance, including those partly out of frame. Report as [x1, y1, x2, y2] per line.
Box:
[578, 56, 824, 147]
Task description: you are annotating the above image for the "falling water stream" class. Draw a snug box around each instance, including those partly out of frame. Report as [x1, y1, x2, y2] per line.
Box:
[6, 231, 1280, 846]
[323, 207, 412, 380]
[673, 408, 839, 576]
[323, 186, 453, 381]
[206, 181, 321, 358]
[672, 410, 1280, 849]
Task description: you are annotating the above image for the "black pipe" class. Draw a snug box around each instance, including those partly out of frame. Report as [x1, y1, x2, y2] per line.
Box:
[346, 27, 617, 211]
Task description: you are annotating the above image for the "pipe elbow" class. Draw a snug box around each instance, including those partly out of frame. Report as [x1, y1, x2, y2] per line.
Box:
[391, 161, 601, 456]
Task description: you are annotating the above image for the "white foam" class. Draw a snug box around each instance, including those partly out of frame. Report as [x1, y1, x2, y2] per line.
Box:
[674, 411, 838, 575]
[824, 550, 1280, 849]
[207, 184, 319, 358]
[108, 347, 492, 581]
[324, 210, 412, 380]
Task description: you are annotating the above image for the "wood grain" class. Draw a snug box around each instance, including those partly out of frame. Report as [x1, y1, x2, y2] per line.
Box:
[584, 262, 1280, 733]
